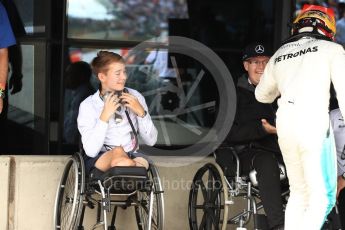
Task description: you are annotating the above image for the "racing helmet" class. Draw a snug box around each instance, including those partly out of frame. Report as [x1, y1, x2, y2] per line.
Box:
[292, 4, 336, 40]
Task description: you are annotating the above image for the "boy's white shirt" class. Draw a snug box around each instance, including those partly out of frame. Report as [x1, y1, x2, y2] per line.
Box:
[77, 88, 157, 157]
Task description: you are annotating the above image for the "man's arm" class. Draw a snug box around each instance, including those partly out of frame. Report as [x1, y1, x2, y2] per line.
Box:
[227, 119, 271, 143]
[330, 46, 345, 123]
[0, 2, 17, 112]
[0, 48, 9, 113]
[330, 47, 345, 198]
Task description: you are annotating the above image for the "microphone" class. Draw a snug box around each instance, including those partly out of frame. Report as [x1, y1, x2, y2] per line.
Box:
[114, 107, 123, 123]
[101, 90, 123, 123]
[114, 89, 127, 123]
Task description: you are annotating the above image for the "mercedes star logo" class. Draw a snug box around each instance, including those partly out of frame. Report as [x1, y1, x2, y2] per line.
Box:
[255, 45, 264, 54]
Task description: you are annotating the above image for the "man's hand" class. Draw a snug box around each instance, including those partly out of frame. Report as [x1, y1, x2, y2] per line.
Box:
[337, 175, 345, 198]
[120, 92, 145, 117]
[261, 119, 277, 134]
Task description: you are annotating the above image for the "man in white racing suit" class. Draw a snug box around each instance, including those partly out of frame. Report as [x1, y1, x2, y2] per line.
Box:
[255, 4, 345, 230]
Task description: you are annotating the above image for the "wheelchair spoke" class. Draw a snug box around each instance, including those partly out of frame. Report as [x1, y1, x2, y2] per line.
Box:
[209, 209, 220, 229]
[194, 204, 205, 209]
[198, 180, 208, 200]
[207, 170, 214, 200]
[206, 213, 213, 229]
[209, 186, 221, 203]
[198, 212, 207, 230]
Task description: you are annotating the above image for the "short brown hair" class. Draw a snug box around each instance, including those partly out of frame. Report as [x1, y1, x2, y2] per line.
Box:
[91, 51, 125, 75]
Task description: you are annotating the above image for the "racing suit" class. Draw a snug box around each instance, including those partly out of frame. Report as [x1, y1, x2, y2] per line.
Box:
[255, 36, 345, 230]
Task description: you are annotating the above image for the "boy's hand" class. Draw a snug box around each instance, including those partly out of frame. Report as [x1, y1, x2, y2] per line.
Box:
[100, 92, 121, 122]
[120, 92, 145, 117]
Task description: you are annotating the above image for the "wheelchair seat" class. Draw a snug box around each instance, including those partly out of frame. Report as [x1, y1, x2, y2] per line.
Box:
[89, 166, 152, 193]
[216, 144, 287, 187]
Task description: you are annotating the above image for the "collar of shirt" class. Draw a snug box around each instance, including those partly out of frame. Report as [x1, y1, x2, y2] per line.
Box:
[91, 90, 105, 109]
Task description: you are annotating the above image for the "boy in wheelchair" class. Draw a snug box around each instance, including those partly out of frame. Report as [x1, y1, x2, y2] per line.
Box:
[77, 51, 158, 177]
[216, 42, 287, 230]
[55, 52, 162, 230]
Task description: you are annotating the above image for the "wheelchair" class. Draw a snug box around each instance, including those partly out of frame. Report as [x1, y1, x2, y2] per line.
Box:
[188, 145, 289, 230]
[53, 151, 164, 230]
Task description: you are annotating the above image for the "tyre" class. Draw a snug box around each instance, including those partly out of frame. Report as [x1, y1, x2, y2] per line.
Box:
[188, 163, 228, 230]
[53, 153, 85, 230]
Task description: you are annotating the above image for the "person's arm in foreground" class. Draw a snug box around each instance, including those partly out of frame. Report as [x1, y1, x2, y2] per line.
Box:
[0, 48, 9, 113]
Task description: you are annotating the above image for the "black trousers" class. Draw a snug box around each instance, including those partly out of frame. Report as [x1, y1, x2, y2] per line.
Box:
[0, 96, 8, 153]
[339, 188, 345, 229]
[216, 148, 286, 229]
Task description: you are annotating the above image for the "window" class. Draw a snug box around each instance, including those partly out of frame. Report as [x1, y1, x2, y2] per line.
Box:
[67, 0, 189, 41]
[12, 0, 47, 35]
[63, 46, 219, 153]
[7, 42, 48, 153]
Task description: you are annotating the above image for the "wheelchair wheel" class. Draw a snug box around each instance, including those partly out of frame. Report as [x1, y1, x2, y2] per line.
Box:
[135, 163, 164, 230]
[188, 163, 229, 230]
[53, 153, 85, 230]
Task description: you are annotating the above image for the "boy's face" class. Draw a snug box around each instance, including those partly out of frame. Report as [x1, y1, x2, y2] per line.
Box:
[243, 56, 270, 86]
[98, 62, 127, 92]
